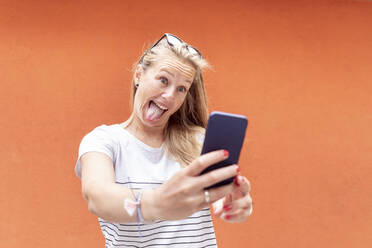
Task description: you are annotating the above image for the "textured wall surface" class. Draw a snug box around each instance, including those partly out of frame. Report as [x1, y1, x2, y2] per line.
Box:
[1, 0, 371, 247]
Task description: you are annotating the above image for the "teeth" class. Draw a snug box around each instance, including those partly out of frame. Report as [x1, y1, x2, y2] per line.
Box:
[153, 101, 168, 111]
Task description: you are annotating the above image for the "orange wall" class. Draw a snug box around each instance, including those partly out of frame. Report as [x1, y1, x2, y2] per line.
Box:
[1, 0, 371, 247]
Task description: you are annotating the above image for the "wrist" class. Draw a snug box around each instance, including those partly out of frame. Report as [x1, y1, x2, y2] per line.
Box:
[141, 189, 161, 222]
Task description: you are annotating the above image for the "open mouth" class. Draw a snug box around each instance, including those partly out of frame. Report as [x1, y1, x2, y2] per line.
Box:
[145, 100, 168, 122]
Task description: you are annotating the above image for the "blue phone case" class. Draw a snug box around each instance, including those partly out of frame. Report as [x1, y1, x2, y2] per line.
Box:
[200, 111, 248, 189]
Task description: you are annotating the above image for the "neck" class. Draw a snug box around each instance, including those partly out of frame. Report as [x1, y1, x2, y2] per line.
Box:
[123, 113, 166, 148]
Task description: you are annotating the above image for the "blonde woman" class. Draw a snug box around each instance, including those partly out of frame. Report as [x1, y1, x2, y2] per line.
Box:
[75, 33, 253, 247]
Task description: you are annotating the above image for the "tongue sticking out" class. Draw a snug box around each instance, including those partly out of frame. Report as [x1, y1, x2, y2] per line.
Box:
[145, 101, 165, 121]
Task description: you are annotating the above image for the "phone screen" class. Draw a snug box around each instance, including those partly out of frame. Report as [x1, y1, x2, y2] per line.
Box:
[200, 111, 248, 189]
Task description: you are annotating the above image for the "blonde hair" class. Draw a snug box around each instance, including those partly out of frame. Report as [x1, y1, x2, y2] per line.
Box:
[126, 37, 210, 166]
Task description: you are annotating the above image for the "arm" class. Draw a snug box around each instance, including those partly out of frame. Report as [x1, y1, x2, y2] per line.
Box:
[81, 151, 140, 223]
[81, 150, 239, 222]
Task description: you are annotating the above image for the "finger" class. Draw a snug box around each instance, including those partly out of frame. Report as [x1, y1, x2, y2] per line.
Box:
[212, 198, 224, 217]
[222, 203, 253, 223]
[241, 176, 251, 193]
[213, 192, 235, 217]
[224, 193, 232, 205]
[222, 209, 250, 223]
[223, 193, 253, 213]
[201, 183, 234, 208]
[213, 193, 233, 217]
[230, 185, 244, 202]
[227, 176, 251, 202]
[198, 164, 239, 189]
[233, 175, 251, 199]
[185, 150, 229, 176]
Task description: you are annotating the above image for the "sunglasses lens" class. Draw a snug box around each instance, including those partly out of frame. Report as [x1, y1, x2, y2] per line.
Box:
[166, 34, 182, 47]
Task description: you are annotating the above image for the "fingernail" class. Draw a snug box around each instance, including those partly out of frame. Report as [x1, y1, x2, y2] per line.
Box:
[223, 205, 233, 211]
[225, 214, 231, 220]
[223, 150, 229, 157]
[234, 176, 240, 187]
[236, 166, 240, 173]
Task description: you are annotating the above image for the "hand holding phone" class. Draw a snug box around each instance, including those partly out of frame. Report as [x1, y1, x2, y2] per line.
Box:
[200, 111, 248, 189]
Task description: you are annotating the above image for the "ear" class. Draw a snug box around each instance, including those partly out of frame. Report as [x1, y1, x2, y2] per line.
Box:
[134, 65, 143, 85]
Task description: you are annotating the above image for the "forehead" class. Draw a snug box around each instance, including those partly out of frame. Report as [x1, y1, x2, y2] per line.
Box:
[152, 53, 196, 83]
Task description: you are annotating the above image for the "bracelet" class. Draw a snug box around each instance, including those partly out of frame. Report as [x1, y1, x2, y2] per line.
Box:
[124, 188, 145, 237]
[124, 177, 148, 237]
[136, 189, 145, 223]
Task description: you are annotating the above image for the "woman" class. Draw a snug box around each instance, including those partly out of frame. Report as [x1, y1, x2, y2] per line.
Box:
[75, 33, 253, 247]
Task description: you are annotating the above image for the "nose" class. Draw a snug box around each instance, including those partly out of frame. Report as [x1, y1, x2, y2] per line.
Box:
[161, 86, 176, 101]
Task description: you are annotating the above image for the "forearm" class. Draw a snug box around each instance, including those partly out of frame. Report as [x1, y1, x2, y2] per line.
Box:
[83, 182, 158, 223]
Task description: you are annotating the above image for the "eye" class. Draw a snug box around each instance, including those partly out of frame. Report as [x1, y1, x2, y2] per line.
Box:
[178, 86, 187, 93]
[160, 76, 168, 85]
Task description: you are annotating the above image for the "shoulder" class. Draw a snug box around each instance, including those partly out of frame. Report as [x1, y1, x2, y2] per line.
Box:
[80, 123, 126, 147]
[76, 124, 122, 178]
[85, 124, 121, 138]
[90, 124, 118, 134]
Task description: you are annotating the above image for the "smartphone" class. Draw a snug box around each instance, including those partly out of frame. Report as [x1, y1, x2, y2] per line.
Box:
[200, 111, 248, 189]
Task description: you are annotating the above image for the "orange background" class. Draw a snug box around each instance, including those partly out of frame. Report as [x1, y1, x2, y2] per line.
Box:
[1, 0, 371, 247]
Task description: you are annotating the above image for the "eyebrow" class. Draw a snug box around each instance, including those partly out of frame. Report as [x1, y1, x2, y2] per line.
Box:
[159, 68, 192, 84]
[160, 68, 174, 77]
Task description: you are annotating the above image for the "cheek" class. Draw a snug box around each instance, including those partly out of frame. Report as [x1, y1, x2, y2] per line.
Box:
[172, 95, 188, 113]
[143, 79, 161, 96]
[137, 81, 157, 102]
[133, 89, 148, 112]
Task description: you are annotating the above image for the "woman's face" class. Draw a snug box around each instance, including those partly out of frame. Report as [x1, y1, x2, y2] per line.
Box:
[133, 53, 196, 130]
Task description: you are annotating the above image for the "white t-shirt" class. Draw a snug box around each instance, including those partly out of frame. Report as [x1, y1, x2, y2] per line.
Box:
[75, 124, 217, 248]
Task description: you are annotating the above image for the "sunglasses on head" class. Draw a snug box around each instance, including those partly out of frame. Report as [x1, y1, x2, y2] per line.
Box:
[151, 33, 203, 59]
